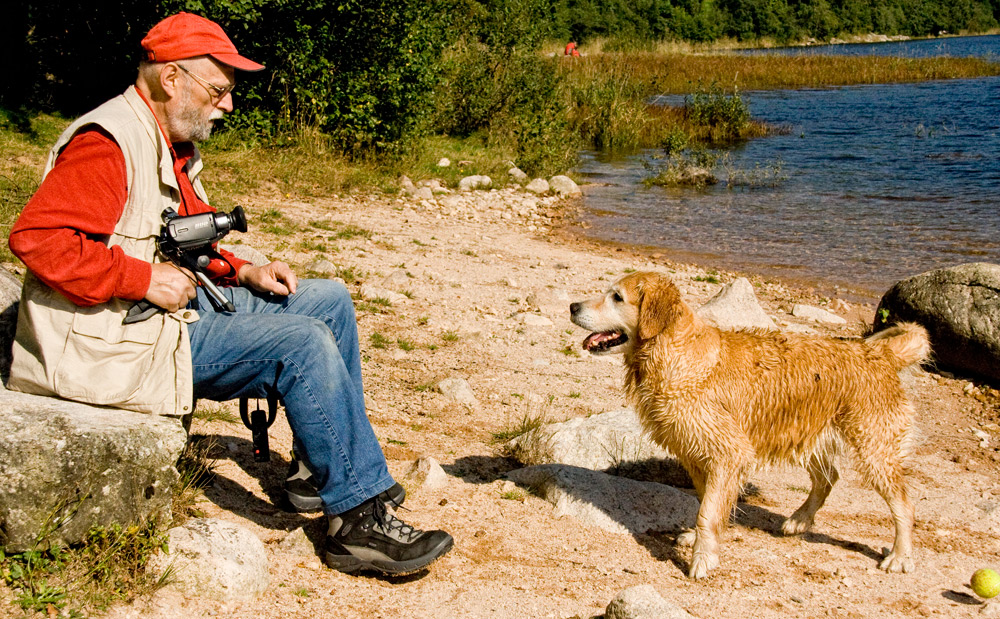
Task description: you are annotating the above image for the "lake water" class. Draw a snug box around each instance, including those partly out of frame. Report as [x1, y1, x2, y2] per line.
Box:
[574, 35, 1000, 302]
[741, 33, 1000, 59]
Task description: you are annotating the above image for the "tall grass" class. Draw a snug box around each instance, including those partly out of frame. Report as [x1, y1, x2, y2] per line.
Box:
[556, 50, 999, 154]
[566, 63, 648, 151]
[564, 57, 771, 153]
[562, 52, 1000, 96]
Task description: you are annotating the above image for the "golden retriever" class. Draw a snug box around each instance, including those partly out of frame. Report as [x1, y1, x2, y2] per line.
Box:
[570, 271, 929, 579]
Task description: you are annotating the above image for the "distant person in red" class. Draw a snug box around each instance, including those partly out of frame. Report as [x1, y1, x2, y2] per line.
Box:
[564, 41, 580, 57]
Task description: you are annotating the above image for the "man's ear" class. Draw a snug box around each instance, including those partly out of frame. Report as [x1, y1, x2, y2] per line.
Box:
[159, 63, 182, 98]
[637, 275, 684, 341]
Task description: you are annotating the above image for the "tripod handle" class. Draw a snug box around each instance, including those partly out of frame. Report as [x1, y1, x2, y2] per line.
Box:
[194, 271, 236, 313]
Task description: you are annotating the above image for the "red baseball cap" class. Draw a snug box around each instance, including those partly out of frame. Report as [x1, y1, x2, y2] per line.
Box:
[141, 12, 264, 72]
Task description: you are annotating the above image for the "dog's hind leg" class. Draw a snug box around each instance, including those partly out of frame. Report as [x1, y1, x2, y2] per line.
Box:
[849, 425, 916, 573]
[862, 460, 915, 573]
[782, 452, 839, 536]
[688, 466, 742, 579]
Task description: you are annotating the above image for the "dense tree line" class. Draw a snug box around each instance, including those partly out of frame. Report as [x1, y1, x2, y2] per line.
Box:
[549, 0, 1000, 44]
[4, 0, 998, 159]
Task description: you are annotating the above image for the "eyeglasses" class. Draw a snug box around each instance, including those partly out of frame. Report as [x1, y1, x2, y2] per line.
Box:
[176, 63, 235, 103]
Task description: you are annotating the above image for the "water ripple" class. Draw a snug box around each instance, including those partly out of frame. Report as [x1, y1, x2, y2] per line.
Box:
[575, 55, 1000, 301]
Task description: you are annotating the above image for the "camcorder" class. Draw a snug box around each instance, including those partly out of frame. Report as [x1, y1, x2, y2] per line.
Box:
[123, 205, 247, 324]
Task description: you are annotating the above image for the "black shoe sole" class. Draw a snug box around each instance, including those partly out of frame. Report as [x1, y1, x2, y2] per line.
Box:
[324, 534, 453, 576]
[286, 491, 323, 512]
[286, 483, 406, 513]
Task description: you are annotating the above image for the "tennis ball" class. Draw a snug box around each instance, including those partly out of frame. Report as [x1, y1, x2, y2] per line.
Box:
[971, 568, 1000, 599]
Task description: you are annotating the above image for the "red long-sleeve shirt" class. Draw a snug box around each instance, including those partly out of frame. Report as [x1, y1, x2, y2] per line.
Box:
[9, 118, 248, 307]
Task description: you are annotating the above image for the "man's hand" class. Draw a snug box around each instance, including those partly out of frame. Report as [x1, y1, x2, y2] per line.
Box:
[238, 261, 298, 296]
[146, 262, 197, 312]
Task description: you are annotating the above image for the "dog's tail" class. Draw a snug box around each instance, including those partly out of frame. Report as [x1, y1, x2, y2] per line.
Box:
[865, 322, 931, 369]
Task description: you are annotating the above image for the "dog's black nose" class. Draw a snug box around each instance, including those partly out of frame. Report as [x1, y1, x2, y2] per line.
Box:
[570, 302, 581, 314]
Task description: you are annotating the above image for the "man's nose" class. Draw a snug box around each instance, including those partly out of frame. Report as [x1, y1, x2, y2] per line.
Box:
[217, 92, 234, 113]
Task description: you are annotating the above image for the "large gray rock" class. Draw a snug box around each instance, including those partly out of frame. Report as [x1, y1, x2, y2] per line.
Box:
[0, 268, 21, 382]
[695, 277, 777, 331]
[875, 263, 1000, 382]
[507, 408, 670, 469]
[506, 464, 698, 536]
[149, 518, 270, 601]
[0, 389, 187, 552]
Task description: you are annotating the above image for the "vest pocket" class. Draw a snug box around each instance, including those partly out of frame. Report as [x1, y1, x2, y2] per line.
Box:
[54, 303, 163, 404]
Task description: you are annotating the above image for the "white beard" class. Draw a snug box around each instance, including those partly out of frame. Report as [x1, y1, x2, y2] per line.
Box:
[168, 86, 221, 142]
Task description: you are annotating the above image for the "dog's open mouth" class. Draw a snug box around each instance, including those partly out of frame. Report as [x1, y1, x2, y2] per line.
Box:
[583, 330, 628, 352]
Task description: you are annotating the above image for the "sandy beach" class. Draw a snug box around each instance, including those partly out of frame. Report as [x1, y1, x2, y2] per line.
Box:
[84, 182, 1000, 619]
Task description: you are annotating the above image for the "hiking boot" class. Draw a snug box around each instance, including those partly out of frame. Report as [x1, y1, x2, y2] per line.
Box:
[324, 497, 453, 575]
[285, 452, 405, 512]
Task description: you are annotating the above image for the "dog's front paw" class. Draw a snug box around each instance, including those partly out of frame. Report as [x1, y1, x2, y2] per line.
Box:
[675, 529, 696, 547]
[879, 552, 914, 574]
[688, 551, 720, 579]
[781, 514, 814, 536]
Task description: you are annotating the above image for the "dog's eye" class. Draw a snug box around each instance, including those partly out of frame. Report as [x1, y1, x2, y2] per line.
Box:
[611, 292, 623, 303]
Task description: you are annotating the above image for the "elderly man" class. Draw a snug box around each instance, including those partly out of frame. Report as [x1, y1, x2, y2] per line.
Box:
[7, 12, 452, 576]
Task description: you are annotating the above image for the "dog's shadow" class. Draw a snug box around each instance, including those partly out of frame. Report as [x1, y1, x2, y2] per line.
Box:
[446, 454, 885, 574]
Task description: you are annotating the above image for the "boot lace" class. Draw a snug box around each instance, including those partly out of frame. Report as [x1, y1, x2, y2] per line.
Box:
[371, 497, 424, 543]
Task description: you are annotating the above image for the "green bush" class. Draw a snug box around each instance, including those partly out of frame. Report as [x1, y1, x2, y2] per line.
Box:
[163, 0, 455, 155]
[684, 84, 751, 143]
[431, 2, 579, 176]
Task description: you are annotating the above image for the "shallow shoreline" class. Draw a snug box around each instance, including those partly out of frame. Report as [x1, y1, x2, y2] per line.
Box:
[552, 196, 884, 307]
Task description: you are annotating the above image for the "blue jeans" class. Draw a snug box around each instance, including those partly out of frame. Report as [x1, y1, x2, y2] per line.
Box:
[186, 279, 395, 515]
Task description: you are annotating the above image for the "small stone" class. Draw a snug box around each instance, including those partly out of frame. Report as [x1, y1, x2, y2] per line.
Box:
[606, 585, 693, 619]
[277, 527, 315, 557]
[437, 157, 451, 167]
[525, 178, 549, 195]
[305, 258, 338, 274]
[508, 167, 528, 183]
[459, 175, 492, 192]
[791, 303, 847, 325]
[548, 175, 582, 197]
[515, 313, 553, 327]
[436, 377, 478, 405]
[405, 456, 449, 489]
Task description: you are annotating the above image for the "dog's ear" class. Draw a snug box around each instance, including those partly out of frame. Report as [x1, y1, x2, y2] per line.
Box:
[637, 275, 685, 341]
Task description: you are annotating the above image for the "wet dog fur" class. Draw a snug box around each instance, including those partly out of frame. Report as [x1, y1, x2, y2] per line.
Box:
[570, 271, 930, 579]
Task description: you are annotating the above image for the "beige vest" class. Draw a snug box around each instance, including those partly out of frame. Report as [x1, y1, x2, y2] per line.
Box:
[8, 86, 204, 416]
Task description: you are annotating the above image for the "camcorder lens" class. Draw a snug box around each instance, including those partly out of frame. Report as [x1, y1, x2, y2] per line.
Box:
[165, 206, 247, 250]
[225, 205, 248, 233]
